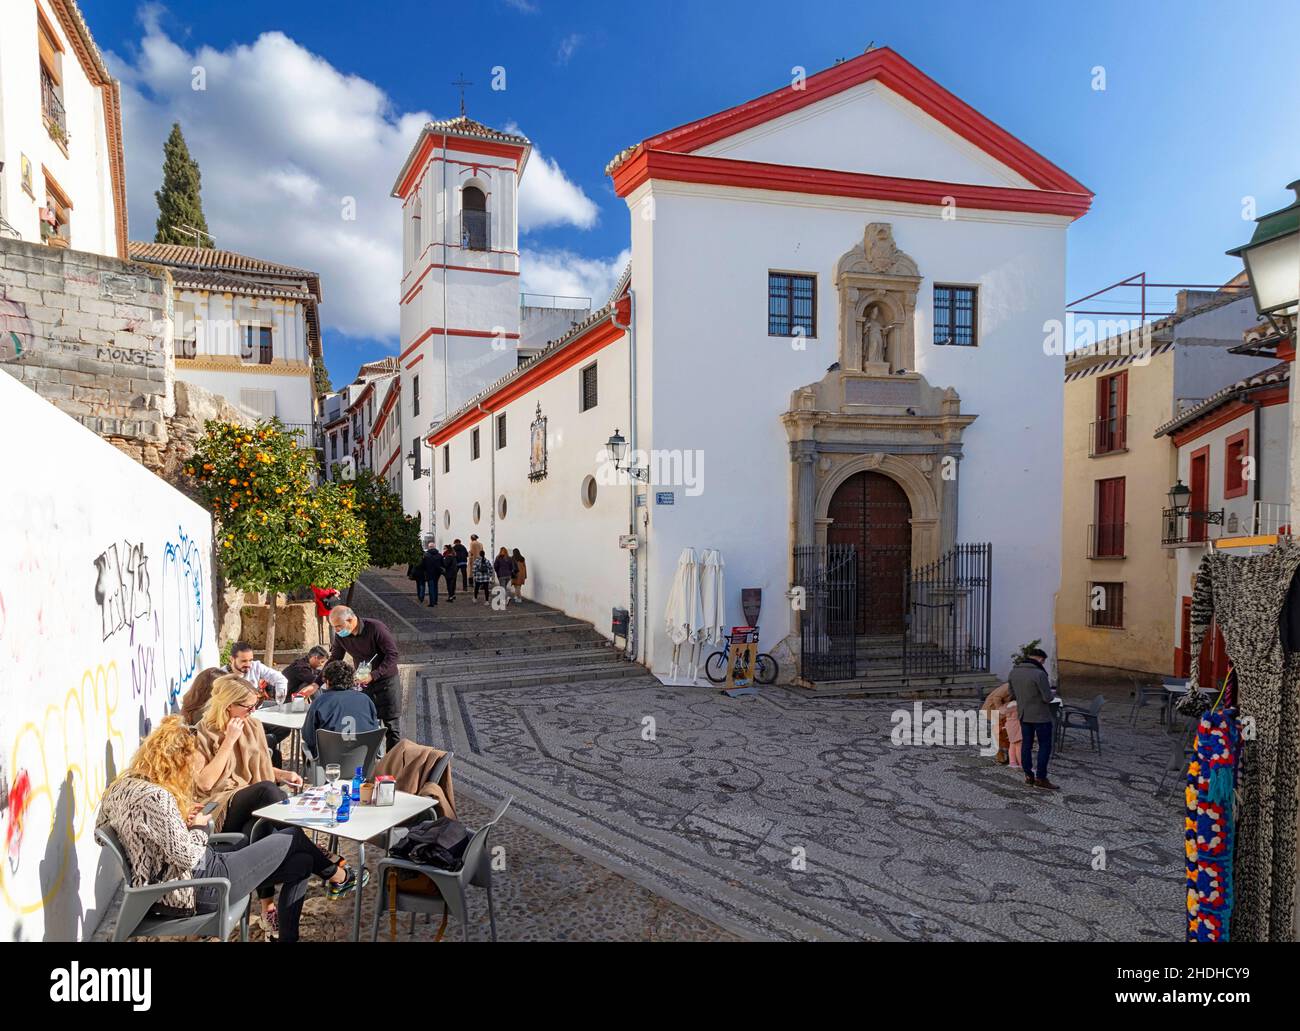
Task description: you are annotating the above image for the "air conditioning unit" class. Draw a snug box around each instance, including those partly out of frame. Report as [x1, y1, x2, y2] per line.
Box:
[335, 455, 356, 481]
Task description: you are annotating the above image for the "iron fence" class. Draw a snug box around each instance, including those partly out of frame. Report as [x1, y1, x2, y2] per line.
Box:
[793, 543, 858, 682]
[902, 543, 992, 676]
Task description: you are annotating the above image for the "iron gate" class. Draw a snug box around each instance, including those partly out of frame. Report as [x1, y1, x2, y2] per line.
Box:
[902, 543, 992, 675]
[794, 543, 858, 681]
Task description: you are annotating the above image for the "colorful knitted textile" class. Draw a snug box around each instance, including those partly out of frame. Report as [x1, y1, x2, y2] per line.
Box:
[1185, 707, 1240, 942]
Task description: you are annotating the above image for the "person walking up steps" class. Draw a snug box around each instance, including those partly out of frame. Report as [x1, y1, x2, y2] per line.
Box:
[472, 550, 494, 603]
[453, 538, 469, 590]
[494, 548, 516, 604]
[422, 540, 444, 608]
[442, 543, 458, 602]
[510, 548, 527, 604]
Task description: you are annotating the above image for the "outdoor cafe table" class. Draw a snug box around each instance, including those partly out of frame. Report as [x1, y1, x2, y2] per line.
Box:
[255, 706, 307, 773]
[250, 789, 435, 942]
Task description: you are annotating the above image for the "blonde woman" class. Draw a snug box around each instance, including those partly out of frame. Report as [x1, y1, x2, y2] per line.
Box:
[97, 716, 359, 942]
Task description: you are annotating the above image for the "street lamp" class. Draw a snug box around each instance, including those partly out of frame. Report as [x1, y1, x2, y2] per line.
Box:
[605, 427, 648, 482]
[1228, 179, 1300, 336]
[1166, 479, 1224, 544]
[1168, 480, 1191, 514]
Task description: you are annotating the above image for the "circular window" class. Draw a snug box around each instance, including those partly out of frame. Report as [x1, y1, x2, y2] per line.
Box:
[473, 501, 481, 524]
[581, 475, 597, 508]
[443, 509, 450, 529]
[497, 494, 507, 520]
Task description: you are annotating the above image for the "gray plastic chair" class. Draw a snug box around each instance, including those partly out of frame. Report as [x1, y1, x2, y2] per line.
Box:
[371, 795, 513, 942]
[1155, 723, 1197, 796]
[95, 826, 250, 942]
[1128, 682, 1160, 725]
[307, 726, 387, 786]
[1059, 694, 1105, 753]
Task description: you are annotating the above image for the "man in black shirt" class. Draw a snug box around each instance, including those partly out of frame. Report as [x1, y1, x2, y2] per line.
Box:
[327, 606, 402, 749]
[281, 645, 328, 700]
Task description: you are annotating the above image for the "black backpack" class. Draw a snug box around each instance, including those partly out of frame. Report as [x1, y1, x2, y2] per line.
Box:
[390, 816, 471, 871]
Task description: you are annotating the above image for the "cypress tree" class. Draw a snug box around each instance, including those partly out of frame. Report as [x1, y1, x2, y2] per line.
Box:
[154, 122, 212, 247]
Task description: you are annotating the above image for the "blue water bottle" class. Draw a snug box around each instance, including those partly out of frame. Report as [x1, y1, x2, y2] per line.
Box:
[351, 765, 363, 803]
[337, 787, 351, 823]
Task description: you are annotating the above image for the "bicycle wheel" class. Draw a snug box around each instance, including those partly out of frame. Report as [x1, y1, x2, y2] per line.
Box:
[704, 651, 729, 683]
[754, 653, 779, 685]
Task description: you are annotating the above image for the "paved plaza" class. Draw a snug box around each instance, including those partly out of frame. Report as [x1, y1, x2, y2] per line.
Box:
[364, 568, 1186, 943]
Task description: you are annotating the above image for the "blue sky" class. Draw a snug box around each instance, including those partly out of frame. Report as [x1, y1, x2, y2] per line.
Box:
[87, 0, 1300, 387]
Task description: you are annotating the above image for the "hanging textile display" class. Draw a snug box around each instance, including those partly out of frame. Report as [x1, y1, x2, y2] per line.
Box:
[1186, 705, 1240, 942]
[1187, 541, 1300, 942]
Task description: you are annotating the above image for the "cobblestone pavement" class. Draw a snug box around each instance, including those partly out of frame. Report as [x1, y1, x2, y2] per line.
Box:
[357, 567, 1187, 943]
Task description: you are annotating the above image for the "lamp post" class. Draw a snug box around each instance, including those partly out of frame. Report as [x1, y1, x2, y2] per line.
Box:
[1229, 179, 1300, 522]
[606, 428, 649, 482]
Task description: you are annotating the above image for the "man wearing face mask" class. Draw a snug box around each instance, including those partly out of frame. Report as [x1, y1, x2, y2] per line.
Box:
[327, 606, 402, 749]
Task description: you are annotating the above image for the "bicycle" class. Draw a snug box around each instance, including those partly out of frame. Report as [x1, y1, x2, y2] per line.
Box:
[704, 630, 779, 685]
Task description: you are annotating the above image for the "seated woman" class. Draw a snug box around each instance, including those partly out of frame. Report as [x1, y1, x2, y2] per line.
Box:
[97, 715, 364, 942]
[302, 660, 380, 761]
[193, 674, 321, 932]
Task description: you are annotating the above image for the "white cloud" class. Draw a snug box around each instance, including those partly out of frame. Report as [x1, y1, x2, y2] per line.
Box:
[555, 33, 584, 66]
[106, 16, 603, 342]
[520, 247, 630, 307]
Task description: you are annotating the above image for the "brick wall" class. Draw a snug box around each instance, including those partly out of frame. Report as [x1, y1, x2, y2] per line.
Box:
[0, 236, 173, 444]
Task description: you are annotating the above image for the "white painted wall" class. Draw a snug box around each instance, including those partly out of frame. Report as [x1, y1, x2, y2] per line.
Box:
[0, 370, 218, 941]
[431, 335, 630, 630]
[0, 1, 120, 255]
[635, 182, 1070, 678]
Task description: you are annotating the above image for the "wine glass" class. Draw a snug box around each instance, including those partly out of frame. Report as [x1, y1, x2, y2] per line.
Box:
[325, 763, 341, 785]
[325, 785, 342, 828]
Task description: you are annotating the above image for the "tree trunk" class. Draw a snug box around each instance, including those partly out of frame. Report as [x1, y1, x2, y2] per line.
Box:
[265, 592, 278, 667]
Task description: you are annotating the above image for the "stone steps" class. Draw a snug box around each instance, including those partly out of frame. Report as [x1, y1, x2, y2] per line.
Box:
[800, 671, 997, 699]
[422, 645, 617, 674]
[426, 658, 645, 690]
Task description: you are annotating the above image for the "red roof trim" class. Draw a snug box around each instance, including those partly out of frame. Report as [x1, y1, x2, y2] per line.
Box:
[394, 133, 526, 199]
[370, 380, 401, 438]
[637, 48, 1089, 197]
[1170, 386, 1288, 447]
[430, 305, 627, 447]
[612, 149, 1091, 218]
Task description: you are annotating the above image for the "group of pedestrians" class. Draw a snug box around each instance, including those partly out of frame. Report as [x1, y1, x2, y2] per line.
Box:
[408, 533, 527, 606]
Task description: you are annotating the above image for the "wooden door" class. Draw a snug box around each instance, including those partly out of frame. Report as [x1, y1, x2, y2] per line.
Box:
[827, 471, 912, 634]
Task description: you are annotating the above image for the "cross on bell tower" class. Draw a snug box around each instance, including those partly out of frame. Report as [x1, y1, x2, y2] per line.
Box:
[451, 73, 473, 117]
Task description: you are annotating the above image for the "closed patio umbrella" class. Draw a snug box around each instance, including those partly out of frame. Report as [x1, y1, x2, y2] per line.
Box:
[695, 549, 727, 682]
[663, 547, 701, 680]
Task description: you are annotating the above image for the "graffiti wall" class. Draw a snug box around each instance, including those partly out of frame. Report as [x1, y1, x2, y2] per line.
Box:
[0, 370, 217, 941]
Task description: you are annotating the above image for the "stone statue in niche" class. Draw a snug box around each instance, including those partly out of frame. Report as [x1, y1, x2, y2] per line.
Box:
[864, 306, 886, 366]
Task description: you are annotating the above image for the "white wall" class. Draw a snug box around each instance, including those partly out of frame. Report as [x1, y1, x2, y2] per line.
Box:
[636, 183, 1070, 677]
[0, 1, 120, 255]
[431, 332, 630, 630]
[0, 370, 218, 941]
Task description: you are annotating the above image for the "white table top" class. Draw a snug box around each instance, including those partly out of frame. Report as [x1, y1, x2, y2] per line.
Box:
[255, 706, 307, 730]
[251, 789, 434, 843]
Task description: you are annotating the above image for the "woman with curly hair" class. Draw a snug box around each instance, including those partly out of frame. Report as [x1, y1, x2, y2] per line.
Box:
[97, 715, 362, 941]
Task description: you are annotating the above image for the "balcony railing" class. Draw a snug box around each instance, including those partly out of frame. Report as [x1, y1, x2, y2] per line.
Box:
[1088, 415, 1128, 456]
[1162, 508, 1222, 546]
[461, 210, 489, 251]
[1252, 501, 1291, 536]
[41, 66, 67, 143]
[1087, 522, 1127, 559]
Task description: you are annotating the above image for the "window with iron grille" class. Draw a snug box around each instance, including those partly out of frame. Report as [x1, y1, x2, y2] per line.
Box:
[442, 445, 450, 473]
[1087, 582, 1124, 629]
[496, 412, 507, 449]
[462, 186, 488, 251]
[242, 325, 273, 364]
[412, 374, 420, 418]
[768, 272, 816, 337]
[471, 427, 480, 460]
[580, 362, 598, 412]
[934, 285, 977, 346]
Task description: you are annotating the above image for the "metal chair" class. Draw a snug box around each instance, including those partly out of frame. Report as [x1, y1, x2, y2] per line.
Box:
[306, 726, 387, 786]
[95, 826, 250, 942]
[371, 795, 513, 943]
[1059, 694, 1105, 753]
[1161, 677, 1191, 730]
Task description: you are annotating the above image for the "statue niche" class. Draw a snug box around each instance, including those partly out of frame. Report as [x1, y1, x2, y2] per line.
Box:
[836, 223, 921, 376]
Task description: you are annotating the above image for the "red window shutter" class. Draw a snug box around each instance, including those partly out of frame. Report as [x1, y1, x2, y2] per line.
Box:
[1115, 372, 1128, 449]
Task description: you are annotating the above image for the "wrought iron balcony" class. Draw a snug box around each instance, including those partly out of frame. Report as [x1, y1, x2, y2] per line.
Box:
[1088, 415, 1128, 456]
[41, 66, 67, 143]
[1161, 507, 1223, 546]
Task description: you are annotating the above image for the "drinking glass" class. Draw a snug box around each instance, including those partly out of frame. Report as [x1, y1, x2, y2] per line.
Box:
[325, 786, 342, 828]
[275, 680, 287, 710]
[325, 763, 341, 785]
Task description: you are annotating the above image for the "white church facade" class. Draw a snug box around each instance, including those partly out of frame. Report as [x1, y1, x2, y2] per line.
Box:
[419, 48, 1092, 685]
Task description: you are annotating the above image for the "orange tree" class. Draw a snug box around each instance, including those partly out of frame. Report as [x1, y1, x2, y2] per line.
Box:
[185, 420, 368, 663]
[348, 469, 423, 570]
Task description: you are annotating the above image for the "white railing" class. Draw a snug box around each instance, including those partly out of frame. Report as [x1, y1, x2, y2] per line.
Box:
[1253, 501, 1291, 536]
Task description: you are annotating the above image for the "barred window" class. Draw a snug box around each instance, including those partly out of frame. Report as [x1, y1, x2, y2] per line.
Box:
[580, 362, 598, 412]
[934, 285, 977, 346]
[768, 272, 816, 337]
[442, 444, 449, 474]
[471, 427, 480, 460]
[1087, 581, 1124, 629]
[496, 412, 507, 449]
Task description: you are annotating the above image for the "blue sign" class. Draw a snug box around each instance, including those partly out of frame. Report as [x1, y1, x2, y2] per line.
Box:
[655, 492, 675, 506]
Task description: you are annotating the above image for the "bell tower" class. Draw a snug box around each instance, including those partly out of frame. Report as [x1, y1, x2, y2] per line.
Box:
[391, 116, 532, 529]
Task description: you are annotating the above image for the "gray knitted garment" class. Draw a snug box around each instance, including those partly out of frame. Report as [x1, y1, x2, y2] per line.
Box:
[1189, 541, 1300, 942]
